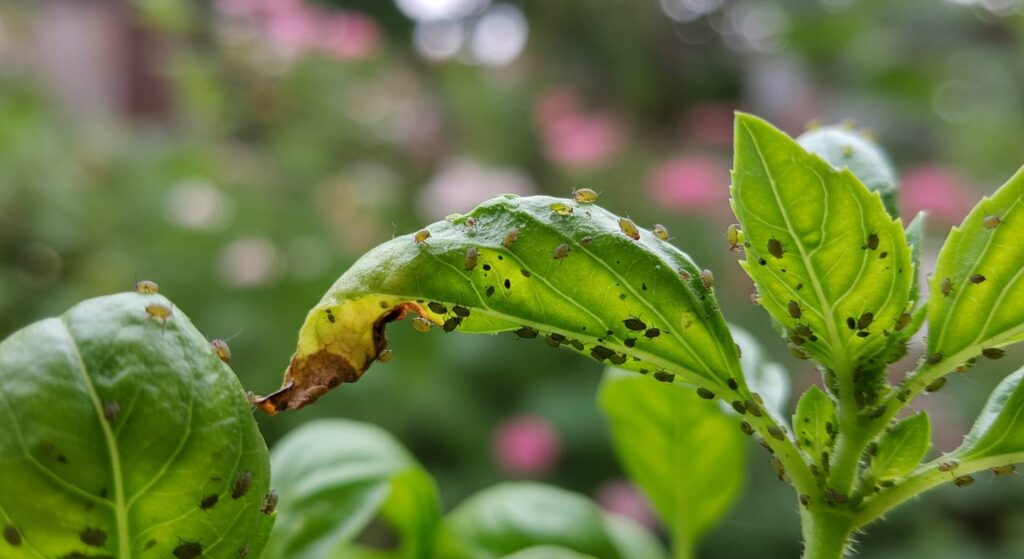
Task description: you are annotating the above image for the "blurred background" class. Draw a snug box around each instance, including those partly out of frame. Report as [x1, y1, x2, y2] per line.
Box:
[3, 0, 1024, 556]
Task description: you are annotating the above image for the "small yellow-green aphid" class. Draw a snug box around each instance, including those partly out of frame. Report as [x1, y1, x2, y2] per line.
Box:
[145, 303, 172, 322]
[937, 461, 958, 472]
[210, 339, 232, 363]
[550, 202, 573, 216]
[983, 215, 1002, 229]
[653, 224, 669, 241]
[992, 464, 1016, 476]
[503, 228, 519, 249]
[572, 188, 599, 203]
[701, 269, 714, 290]
[619, 217, 640, 240]
[953, 475, 974, 487]
[465, 247, 479, 271]
[726, 224, 743, 252]
[378, 348, 395, 363]
[412, 317, 433, 333]
[414, 229, 431, 244]
[135, 280, 160, 294]
[940, 277, 952, 296]
[552, 243, 570, 260]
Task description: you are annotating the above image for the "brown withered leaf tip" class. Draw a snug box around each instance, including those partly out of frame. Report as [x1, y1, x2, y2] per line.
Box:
[256, 302, 423, 415]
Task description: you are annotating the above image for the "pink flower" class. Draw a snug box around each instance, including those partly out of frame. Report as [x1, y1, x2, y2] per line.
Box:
[682, 102, 736, 147]
[901, 165, 975, 226]
[596, 479, 658, 530]
[318, 12, 381, 60]
[492, 415, 562, 477]
[534, 88, 624, 169]
[646, 154, 729, 215]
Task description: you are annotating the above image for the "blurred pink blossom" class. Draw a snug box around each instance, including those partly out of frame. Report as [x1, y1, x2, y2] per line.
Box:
[596, 479, 658, 530]
[646, 154, 729, 215]
[319, 13, 380, 60]
[683, 102, 736, 147]
[901, 165, 975, 226]
[492, 414, 562, 477]
[418, 157, 536, 220]
[534, 88, 624, 169]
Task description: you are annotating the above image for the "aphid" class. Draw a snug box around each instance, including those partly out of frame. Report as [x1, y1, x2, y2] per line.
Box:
[846, 317, 857, 330]
[745, 401, 763, 417]
[970, 273, 986, 284]
[983, 215, 1002, 229]
[210, 339, 232, 363]
[940, 277, 952, 296]
[486, 286, 496, 297]
[503, 228, 519, 249]
[464, 216, 477, 229]
[572, 188, 599, 203]
[894, 313, 912, 331]
[866, 233, 879, 251]
[701, 269, 714, 290]
[465, 247, 479, 271]
[925, 352, 943, 365]
[993, 465, 1016, 476]
[452, 305, 471, 318]
[623, 318, 647, 331]
[937, 461, 959, 472]
[800, 494, 811, 507]
[590, 346, 614, 361]
[726, 224, 743, 252]
[3, 525, 20, 546]
[727, 378, 739, 390]
[788, 300, 801, 319]
[325, 309, 336, 323]
[644, 328, 661, 339]
[653, 371, 675, 383]
[867, 405, 887, 420]
[735, 343, 742, 358]
[857, 312, 874, 330]
[739, 422, 754, 436]
[623, 338, 636, 348]
[174, 541, 204, 559]
[81, 527, 107, 547]
[789, 344, 811, 360]
[514, 326, 539, 339]
[200, 494, 219, 510]
[134, 280, 160, 294]
[428, 301, 448, 315]
[618, 217, 640, 240]
[552, 243, 570, 260]
[238, 545, 250, 557]
[103, 400, 120, 423]
[953, 475, 974, 487]
[771, 457, 787, 481]
[653, 224, 670, 241]
[442, 317, 462, 332]
[378, 348, 395, 363]
[580, 236, 594, 246]
[697, 387, 715, 400]
[731, 401, 747, 415]
[545, 334, 562, 348]
[865, 442, 878, 456]
[412, 317, 433, 333]
[609, 353, 627, 365]
[569, 339, 585, 351]
[768, 426, 785, 440]
[232, 472, 253, 499]
[414, 229, 431, 244]
[767, 238, 784, 259]
[794, 324, 813, 338]
[261, 490, 278, 515]
[982, 347, 1005, 360]
[679, 270, 691, 282]
[146, 303, 172, 322]
[550, 202, 574, 216]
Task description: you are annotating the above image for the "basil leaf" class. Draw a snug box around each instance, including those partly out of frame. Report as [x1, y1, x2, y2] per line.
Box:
[954, 368, 1024, 461]
[797, 124, 899, 218]
[792, 385, 837, 469]
[870, 413, 931, 480]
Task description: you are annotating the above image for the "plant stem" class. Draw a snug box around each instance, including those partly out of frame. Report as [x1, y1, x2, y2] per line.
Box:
[801, 508, 853, 559]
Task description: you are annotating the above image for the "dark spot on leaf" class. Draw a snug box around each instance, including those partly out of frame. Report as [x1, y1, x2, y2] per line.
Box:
[504, 279, 511, 289]
[856, 331, 870, 338]
[727, 378, 739, 390]
[970, 274, 986, 284]
[3, 525, 21, 546]
[174, 541, 204, 559]
[485, 286, 495, 297]
[846, 317, 856, 330]
[521, 269, 531, 278]
[879, 251, 888, 259]
[768, 238, 784, 258]
[866, 233, 879, 251]
[482, 264, 492, 271]
[232, 472, 253, 499]
[624, 338, 636, 348]
[80, 528, 107, 547]
[758, 258, 767, 265]
[200, 494, 219, 510]
[641, 283, 647, 291]
[238, 545, 250, 557]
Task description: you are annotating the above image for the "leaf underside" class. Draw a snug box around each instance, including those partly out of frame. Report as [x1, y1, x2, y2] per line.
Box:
[955, 367, 1024, 461]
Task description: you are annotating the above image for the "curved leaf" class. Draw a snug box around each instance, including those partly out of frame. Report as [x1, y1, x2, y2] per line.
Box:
[0, 293, 273, 558]
[441, 482, 664, 559]
[266, 419, 440, 559]
[260, 194, 741, 413]
[954, 367, 1024, 461]
[731, 113, 914, 373]
[869, 412, 931, 480]
[598, 368, 745, 556]
[926, 166, 1024, 364]
[792, 385, 837, 468]
[797, 124, 900, 218]
[502, 546, 597, 559]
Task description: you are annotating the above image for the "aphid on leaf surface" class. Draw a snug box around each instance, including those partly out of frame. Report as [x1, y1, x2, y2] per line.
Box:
[590, 346, 614, 361]
[569, 339, 585, 351]
[414, 229, 431, 244]
[894, 313, 912, 331]
[580, 236, 594, 246]
[514, 326, 538, 339]
[378, 348, 395, 363]
[940, 277, 952, 296]
[623, 338, 636, 348]
[731, 401, 747, 415]
[653, 371, 675, 383]
[239, 545, 250, 557]
[3, 525, 20, 546]
[465, 217, 477, 229]
[325, 309, 336, 323]
[80, 528, 107, 547]
[697, 387, 715, 400]
[618, 217, 640, 240]
[552, 243, 570, 260]
[846, 317, 857, 330]
[768, 426, 785, 440]
[465, 247, 479, 271]
[866, 233, 879, 251]
[857, 312, 874, 330]
[727, 378, 739, 390]
[174, 541, 204, 559]
[146, 303, 172, 322]
[993, 465, 1016, 476]
[609, 353, 627, 365]
[210, 339, 232, 363]
[788, 300, 801, 319]
[644, 328, 661, 339]
[103, 400, 120, 423]
[953, 475, 974, 487]
[550, 202, 573, 216]
[701, 269, 714, 289]
[745, 401, 763, 417]
[545, 334, 562, 348]
[983, 215, 1002, 229]
[739, 421, 754, 435]
[443, 317, 463, 333]
[623, 318, 647, 331]
[261, 490, 278, 515]
[982, 347, 1005, 360]
[200, 494, 219, 510]
[452, 305, 471, 318]
[679, 270, 691, 282]
[925, 352, 943, 365]
[503, 228, 519, 249]
[232, 472, 253, 499]
[800, 494, 811, 507]
[938, 461, 959, 472]
[653, 224, 670, 241]
[771, 457, 787, 482]
[428, 302, 448, 315]
[573, 188, 599, 203]
[727, 224, 743, 252]
[970, 273, 986, 284]
[789, 344, 811, 360]
[767, 237, 784, 259]
[134, 280, 159, 294]
[412, 317, 433, 333]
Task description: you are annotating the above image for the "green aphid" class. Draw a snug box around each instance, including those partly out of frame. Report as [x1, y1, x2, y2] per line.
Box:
[550, 202, 573, 216]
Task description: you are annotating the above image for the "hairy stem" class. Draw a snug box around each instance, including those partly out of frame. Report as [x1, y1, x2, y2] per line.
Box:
[801, 507, 854, 559]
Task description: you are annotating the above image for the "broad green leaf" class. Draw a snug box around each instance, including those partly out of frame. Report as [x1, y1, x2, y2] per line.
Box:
[0, 293, 273, 558]
[905, 211, 926, 306]
[927, 166, 1024, 364]
[792, 386, 837, 466]
[598, 368, 744, 556]
[441, 482, 665, 559]
[732, 325, 790, 418]
[260, 194, 741, 414]
[502, 546, 597, 559]
[797, 124, 899, 218]
[731, 113, 914, 373]
[870, 413, 931, 480]
[953, 367, 1024, 461]
[266, 419, 440, 559]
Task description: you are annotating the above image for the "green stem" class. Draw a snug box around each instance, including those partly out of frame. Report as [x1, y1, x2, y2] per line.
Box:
[801, 508, 854, 559]
[671, 524, 694, 559]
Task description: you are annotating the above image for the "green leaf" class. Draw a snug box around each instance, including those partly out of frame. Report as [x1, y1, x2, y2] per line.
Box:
[0, 293, 273, 558]
[501, 546, 597, 559]
[266, 419, 441, 559]
[792, 386, 837, 468]
[598, 368, 744, 556]
[260, 194, 741, 413]
[731, 113, 914, 373]
[733, 325, 790, 418]
[905, 211, 926, 306]
[926, 166, 1024, 364]
[797, 124, 900, 218]
[442, 482, 665, 559]
[870, 413, 931, 480]
[954, 367, 1024, 461]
